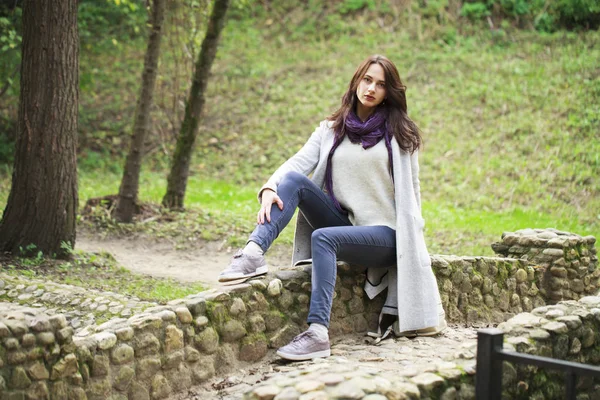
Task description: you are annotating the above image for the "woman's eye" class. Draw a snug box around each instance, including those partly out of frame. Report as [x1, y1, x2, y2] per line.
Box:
[364, 77, 371, 82]
[377, 83, 385, 88]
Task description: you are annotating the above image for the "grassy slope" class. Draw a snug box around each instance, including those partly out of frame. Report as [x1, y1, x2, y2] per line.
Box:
[0, 13, 598, 256]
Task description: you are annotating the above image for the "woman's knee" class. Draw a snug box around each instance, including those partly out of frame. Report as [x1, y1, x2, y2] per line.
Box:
[311, 228, 336, 251]
[279, 171, 308, 189]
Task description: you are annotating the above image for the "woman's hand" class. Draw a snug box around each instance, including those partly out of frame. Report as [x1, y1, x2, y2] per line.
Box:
[258, 189, 284, 224]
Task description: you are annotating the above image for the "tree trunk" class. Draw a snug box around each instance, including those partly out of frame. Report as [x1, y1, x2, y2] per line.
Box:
[0, 0, 79, 258]
[162, 0, 230, 209]
[114, 0, 167, 223]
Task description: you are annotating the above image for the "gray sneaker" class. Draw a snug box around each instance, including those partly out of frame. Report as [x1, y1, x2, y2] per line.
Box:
[276, 330, 331, 361]
[218, 250, 268, 282]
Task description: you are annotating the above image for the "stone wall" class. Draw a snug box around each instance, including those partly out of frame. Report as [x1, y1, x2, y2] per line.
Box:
[242, 295, 600, 400]
[497, 296, 600, 399]
[0, 228, 598, 399]
[492, 228, 598, 302]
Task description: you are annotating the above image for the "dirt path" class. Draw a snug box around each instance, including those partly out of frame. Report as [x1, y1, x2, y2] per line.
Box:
[76, 234, 291, 287]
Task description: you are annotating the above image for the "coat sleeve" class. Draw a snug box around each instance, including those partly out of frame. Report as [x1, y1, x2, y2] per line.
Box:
[257, 121, 325, 202]
[410, 150, 422, 211]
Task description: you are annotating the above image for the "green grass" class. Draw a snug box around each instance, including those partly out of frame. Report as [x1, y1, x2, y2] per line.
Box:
[0, 13, 598, 258]
[0, 251, 207, 303]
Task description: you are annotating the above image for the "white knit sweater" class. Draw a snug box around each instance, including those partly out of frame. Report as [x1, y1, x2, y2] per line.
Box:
[331, 137, 396, 229]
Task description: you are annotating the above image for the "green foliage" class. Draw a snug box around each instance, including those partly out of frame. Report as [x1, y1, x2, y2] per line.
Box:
[0, 5, 22, 99]
[553, 0, 600, 28]
[0, 132, 14, 164]
[78, 0, 148, 49]
[338, 0, 375, 14]
[460, 0, 600, 31]
[460, 2, 491, 21]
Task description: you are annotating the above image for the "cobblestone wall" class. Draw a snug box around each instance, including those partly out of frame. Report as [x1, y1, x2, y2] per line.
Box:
[0, 229, 597, 399]
[492, 228, 598, 302]
[242, 295, 600, 400]
[497, 296, 600, 399]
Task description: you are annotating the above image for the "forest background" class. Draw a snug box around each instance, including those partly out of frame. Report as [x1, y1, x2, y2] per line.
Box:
[0, 0, 598, 264]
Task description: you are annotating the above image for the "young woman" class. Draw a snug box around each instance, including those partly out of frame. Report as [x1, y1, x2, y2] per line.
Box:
[219, 55, 445, 361]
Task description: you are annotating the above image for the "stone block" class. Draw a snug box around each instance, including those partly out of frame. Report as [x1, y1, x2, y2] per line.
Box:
[111, 344, 134, 365]
[56, 327, 73, 344]
[115, 327, 134, 341]
[113, 366, 135, 391]
[86, 377, 111, 399]
[93, 332, 117, 350]
[278, 291, 294, 309]
[184, 345, 200, 363]
[5, 320, 28, 336]
[68, 387, 87, 400]
[239, 336, 268, 362]
[194, 316, 209, 330]
[5, 338, 20, 350]
[175, 307, 193, 324]
[91, 355, 110, 377]
[129, 382, 150, 400]
[10, 366, 31, 390]
[36, 332, 55, 346]
[229, 298, 247, 316]
[247, 314, 266, 333]
[209, 303, 226, 323]
[191, 357, 215, 383]
[151, 375, 171, 399]
[348, 297, 365, 314]
[134, 333, 160, 357]
[186, 298, 207, 317]
[194, 327, 219, 354]
[542, 321, 569, 334]
[164, 325, 184, 353]
[204, 292, 230, 302]
[164, 364, 192, 393]
[249, 280, 267, 291]
[136, 357, 162, 380]
[267, 279, 283, 297]
[411, 372, 444, 392]
[163, 350, 184, 370]
[556, 315, 582, 330]
[51, 353, 78, 380]
[27, 361, 49, 380]
[265, 311, 285, 332]
[20, 333, 35, 348]
[51, 381, 68, 400]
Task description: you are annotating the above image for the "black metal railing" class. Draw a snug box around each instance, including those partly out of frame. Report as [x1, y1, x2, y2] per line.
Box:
[475, 328, 600, 399]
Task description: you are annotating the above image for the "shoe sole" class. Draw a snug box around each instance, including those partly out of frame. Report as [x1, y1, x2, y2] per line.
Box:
[218, 266, 269, 282]
[276, 349, 331, 361]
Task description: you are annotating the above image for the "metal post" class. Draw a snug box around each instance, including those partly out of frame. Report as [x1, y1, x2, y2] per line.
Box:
[476, 328, 505, 400]
[565, 370, 577, 400]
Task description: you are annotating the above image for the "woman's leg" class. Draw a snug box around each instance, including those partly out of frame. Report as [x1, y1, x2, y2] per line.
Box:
[276, 225, 396, 361]
[220, 171, 350, 282]
[307, 225, 396, 327]
[248, 171, 351, 252]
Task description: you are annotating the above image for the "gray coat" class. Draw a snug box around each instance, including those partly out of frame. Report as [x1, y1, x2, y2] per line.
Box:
[260, 120, 443, 331]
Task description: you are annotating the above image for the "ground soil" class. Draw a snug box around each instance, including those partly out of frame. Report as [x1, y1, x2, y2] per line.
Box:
[76, 233, 292, 287]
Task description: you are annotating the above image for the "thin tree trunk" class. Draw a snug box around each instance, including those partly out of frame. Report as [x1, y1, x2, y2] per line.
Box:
[162, 0, 230, 209]
[0, 0, 78, 258]
[114, 0, 167, 222]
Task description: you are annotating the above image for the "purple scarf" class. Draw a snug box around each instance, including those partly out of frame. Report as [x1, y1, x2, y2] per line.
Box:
[325, 108, 394, 213]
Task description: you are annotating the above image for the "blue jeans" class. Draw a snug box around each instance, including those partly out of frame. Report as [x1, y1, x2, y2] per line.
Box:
[249, 171, 396, 327]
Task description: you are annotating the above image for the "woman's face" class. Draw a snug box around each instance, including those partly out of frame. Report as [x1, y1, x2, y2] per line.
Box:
[356, 63, 386, 113]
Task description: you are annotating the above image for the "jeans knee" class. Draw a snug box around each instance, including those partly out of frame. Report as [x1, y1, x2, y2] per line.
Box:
[311, 228, 335, 251]
[280, 171, 306, 189]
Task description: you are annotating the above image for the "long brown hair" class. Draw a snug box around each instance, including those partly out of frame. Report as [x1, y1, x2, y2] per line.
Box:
[329, 55, 422, 153]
